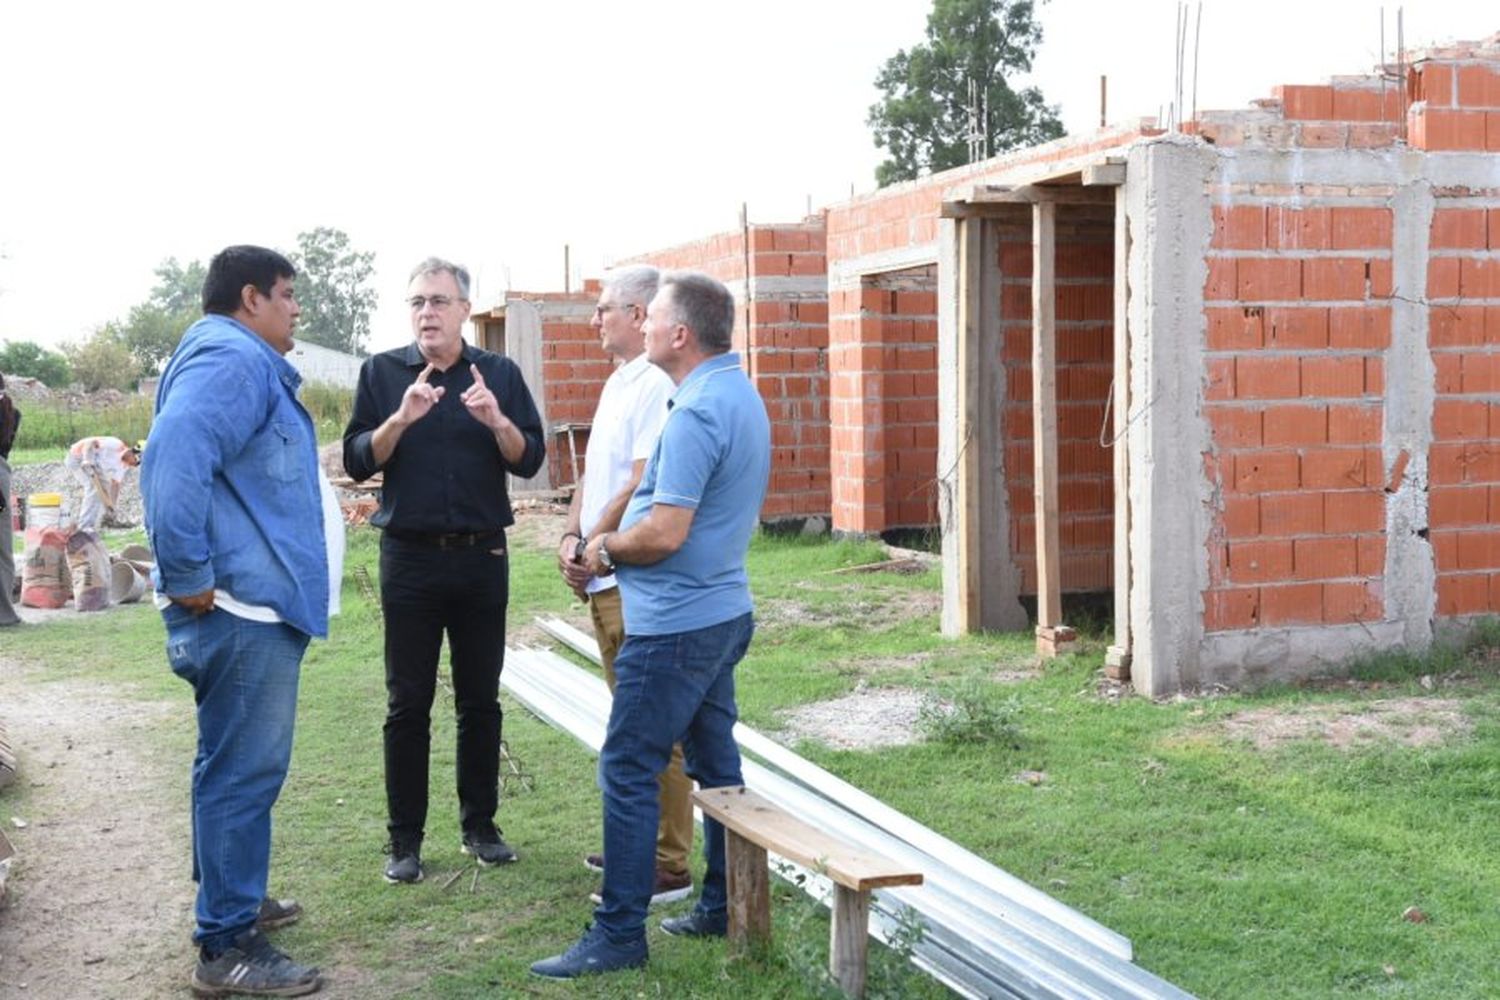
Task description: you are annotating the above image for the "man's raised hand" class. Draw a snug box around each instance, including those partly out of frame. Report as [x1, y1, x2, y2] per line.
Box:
[460, 364, 504, 430]
[396, 363, 445, 424]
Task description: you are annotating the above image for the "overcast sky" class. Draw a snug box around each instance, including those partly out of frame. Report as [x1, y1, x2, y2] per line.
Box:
[0, 0, 1487, 356]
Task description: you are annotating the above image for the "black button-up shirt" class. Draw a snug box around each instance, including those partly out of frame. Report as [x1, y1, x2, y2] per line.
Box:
[342, 340, 546, 534]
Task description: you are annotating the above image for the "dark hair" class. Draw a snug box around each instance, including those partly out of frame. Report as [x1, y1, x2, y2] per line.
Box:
[660, 271, 735, 354]
[201, 245, 296, 316]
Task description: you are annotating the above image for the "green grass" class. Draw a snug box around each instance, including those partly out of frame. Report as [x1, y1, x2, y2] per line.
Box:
[3, 525, 1500, 997]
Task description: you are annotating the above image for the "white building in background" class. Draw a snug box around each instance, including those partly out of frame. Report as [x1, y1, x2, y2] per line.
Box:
[286, 342, 362, 389]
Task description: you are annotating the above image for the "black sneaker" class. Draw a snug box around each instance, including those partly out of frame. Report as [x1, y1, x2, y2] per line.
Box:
[461, 825, 518, 866]
[384, 838, 423, 884]
[583, 852, 605, 874]
[256, 897, 302, 931]
[589, 868, 694, 907]
[660, 909, 727, 938]
[190, 926, 321, 997]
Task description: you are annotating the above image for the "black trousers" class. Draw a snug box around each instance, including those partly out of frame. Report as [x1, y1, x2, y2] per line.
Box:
[379, 532, 508, 842]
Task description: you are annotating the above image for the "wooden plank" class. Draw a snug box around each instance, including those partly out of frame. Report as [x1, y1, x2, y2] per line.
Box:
[695, 787, 923, 892]
[830, 885, 873, 998]
[961, 184, 1115, 207]
[1106, 185, 1133, 678]
[725, 828, 771, 952]
[1031, 202, 1063, 632]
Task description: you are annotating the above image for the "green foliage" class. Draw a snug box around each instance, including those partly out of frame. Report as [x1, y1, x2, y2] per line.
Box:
[917, 674, 1024, 745]
[299, 381, 354, 443]
[149, 257, 207, 316]
[98, 256, 204, 377]
[63, 327, 140, 391]
[868, 0, 1065, 186]
[0, 339, 72, 387]
[13, 396, 154, 450]
[290, 227, 378, 356]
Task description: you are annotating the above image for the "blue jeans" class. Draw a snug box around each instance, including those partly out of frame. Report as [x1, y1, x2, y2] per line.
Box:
[163, 605, 309, 951]
[595, 612, 754, 943]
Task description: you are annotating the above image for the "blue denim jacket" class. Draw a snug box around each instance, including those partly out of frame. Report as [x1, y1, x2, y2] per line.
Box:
[143, 314, 329, 638]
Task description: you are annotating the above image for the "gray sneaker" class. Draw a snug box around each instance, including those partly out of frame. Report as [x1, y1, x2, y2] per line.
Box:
[190, 927, 321, 997]
[256, 897, 302, 931]
[461, 826, 518, 866]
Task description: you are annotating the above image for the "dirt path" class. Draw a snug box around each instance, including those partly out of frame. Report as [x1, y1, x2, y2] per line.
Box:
[0, 659, 195, 997]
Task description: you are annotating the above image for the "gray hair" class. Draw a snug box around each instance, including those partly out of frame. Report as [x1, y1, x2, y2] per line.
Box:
[408, 257, 471, 300]
[603, 265, 659, 311]
[660, 271, 735, 354]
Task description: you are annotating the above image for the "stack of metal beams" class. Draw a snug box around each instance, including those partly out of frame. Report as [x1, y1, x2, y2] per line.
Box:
[506, 618, 1195, 1000]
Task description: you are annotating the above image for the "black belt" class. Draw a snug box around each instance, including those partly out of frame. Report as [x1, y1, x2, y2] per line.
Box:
[383, 527, 504, 550]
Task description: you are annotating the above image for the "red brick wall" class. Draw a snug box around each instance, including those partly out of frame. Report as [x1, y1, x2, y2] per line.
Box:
[1201, 193, 1392, 632]
[1000, 216, 1116, 593]
[631, 221, 831, 521]
[1427, 196, 1500, 615]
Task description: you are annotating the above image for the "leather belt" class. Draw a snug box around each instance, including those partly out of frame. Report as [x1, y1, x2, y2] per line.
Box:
[383, 527, 504, 550]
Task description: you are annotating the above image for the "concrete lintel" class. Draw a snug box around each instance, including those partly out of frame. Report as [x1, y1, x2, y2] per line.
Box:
[1208, 146, 1414, 188]
[828, 245, 938, 289]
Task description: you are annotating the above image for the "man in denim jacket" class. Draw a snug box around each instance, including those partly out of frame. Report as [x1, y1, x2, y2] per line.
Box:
[143, 245, 328, 998]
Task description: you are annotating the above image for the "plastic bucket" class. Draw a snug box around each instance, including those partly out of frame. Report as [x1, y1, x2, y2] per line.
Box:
[27, 493, 63, 529]
[109, 559, 147, 604]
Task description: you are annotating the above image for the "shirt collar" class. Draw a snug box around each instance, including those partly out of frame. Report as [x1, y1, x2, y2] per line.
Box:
[206, 314, 302, 390]
[669, 352, 741, 407]
[401, 339, 479, 370]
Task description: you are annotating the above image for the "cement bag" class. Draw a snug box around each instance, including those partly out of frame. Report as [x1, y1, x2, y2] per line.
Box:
[66, 530, 111, 612]
[21, 526, 73, 608]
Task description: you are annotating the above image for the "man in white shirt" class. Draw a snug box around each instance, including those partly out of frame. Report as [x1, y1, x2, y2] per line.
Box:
[64, 435, 139, 533]
[554, 265, 690, 906]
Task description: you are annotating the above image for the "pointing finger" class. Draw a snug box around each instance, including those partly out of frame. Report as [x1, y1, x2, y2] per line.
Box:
[469, 364, 486, 387]
[415, 363, 436, 385]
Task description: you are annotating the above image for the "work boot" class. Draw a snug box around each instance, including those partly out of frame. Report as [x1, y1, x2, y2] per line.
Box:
[383, 835, 423, 885]
[190, 926, 321, 997]
[529, 923, 647, 979]
[255, 897, 302, 931]
[660, 908, 727, 938]
[583, 852, 605, 873]
[460, 824, 518, 866]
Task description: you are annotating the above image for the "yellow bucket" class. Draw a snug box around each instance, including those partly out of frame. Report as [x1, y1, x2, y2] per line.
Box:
[27, 493, 64, 529]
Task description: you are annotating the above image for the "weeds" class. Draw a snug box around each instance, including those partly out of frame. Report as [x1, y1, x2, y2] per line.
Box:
[917, 674, 1023, 746]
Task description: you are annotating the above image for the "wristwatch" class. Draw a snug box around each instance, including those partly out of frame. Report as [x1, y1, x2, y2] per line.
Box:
[597, 533, 615, 572]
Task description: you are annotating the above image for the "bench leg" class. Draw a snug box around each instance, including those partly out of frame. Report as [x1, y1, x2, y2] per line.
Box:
[725, 828, 771, 953]
[829, 884, 871, 998]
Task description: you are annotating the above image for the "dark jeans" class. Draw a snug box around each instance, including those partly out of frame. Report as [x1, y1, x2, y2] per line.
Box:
[164, 606, 309, 951]
[595, 612, 754, 943]
[379, 532, 509, 842]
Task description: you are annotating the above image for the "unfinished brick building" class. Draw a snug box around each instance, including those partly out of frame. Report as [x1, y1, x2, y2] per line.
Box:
[481, 33, 1500, 695]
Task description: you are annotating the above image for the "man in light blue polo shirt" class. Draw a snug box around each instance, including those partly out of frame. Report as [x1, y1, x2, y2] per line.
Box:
[531, 271, 770, 979]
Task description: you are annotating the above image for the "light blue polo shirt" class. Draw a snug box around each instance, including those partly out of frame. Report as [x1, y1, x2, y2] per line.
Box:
[616, 352, 771, 636]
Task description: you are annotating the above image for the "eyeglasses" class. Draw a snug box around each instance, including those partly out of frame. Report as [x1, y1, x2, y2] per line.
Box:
[408, 295, 462, 311]
[593, 302, 638, 317]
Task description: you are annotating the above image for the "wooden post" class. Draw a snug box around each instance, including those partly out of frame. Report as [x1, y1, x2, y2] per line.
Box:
[955, 217, 984, 632]
[829, 885, 872, 998]
[1032, 202, 1075, 657]
[724, 828, 771, 953]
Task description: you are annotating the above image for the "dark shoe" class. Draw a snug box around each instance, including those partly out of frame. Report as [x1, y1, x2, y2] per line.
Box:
[256, 897, 302, 931]
[190, 927, 321, 997]
[384, 838, 423, 884]
[461, 826, 518, 866]
[661, 909, 727, 938]
[583, 852, 605, 873]
[589, 867, 694, 907]
[529, 923, 647, 980]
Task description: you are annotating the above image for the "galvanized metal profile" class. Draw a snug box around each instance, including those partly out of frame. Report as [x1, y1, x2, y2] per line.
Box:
[512, 627, 1195, 999]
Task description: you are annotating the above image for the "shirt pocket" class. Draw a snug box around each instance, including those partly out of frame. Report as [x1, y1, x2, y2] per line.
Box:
[263, 420, 305, 483]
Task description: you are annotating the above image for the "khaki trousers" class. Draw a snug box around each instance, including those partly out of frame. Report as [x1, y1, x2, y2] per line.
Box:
[590, 586, 694, 875]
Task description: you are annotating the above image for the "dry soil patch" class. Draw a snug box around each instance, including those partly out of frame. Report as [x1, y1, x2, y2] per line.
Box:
[1217, 697, 1470, 751]
[776, 685, 928, 750]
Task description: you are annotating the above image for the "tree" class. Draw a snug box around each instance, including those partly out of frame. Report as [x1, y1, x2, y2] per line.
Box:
[113, 302, 188, 377]
[868, 0, 1064, 186]
[290, 227, 378, 355]
[148, 257, 207, 316]
[0, 339, 72, 387]
[64, 328, 138, 392]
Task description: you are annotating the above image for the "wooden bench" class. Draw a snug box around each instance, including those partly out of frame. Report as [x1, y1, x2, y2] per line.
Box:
[694, 785, 924, 998]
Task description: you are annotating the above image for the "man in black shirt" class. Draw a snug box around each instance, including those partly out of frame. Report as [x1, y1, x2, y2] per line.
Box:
[343, 257, 545, 883]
